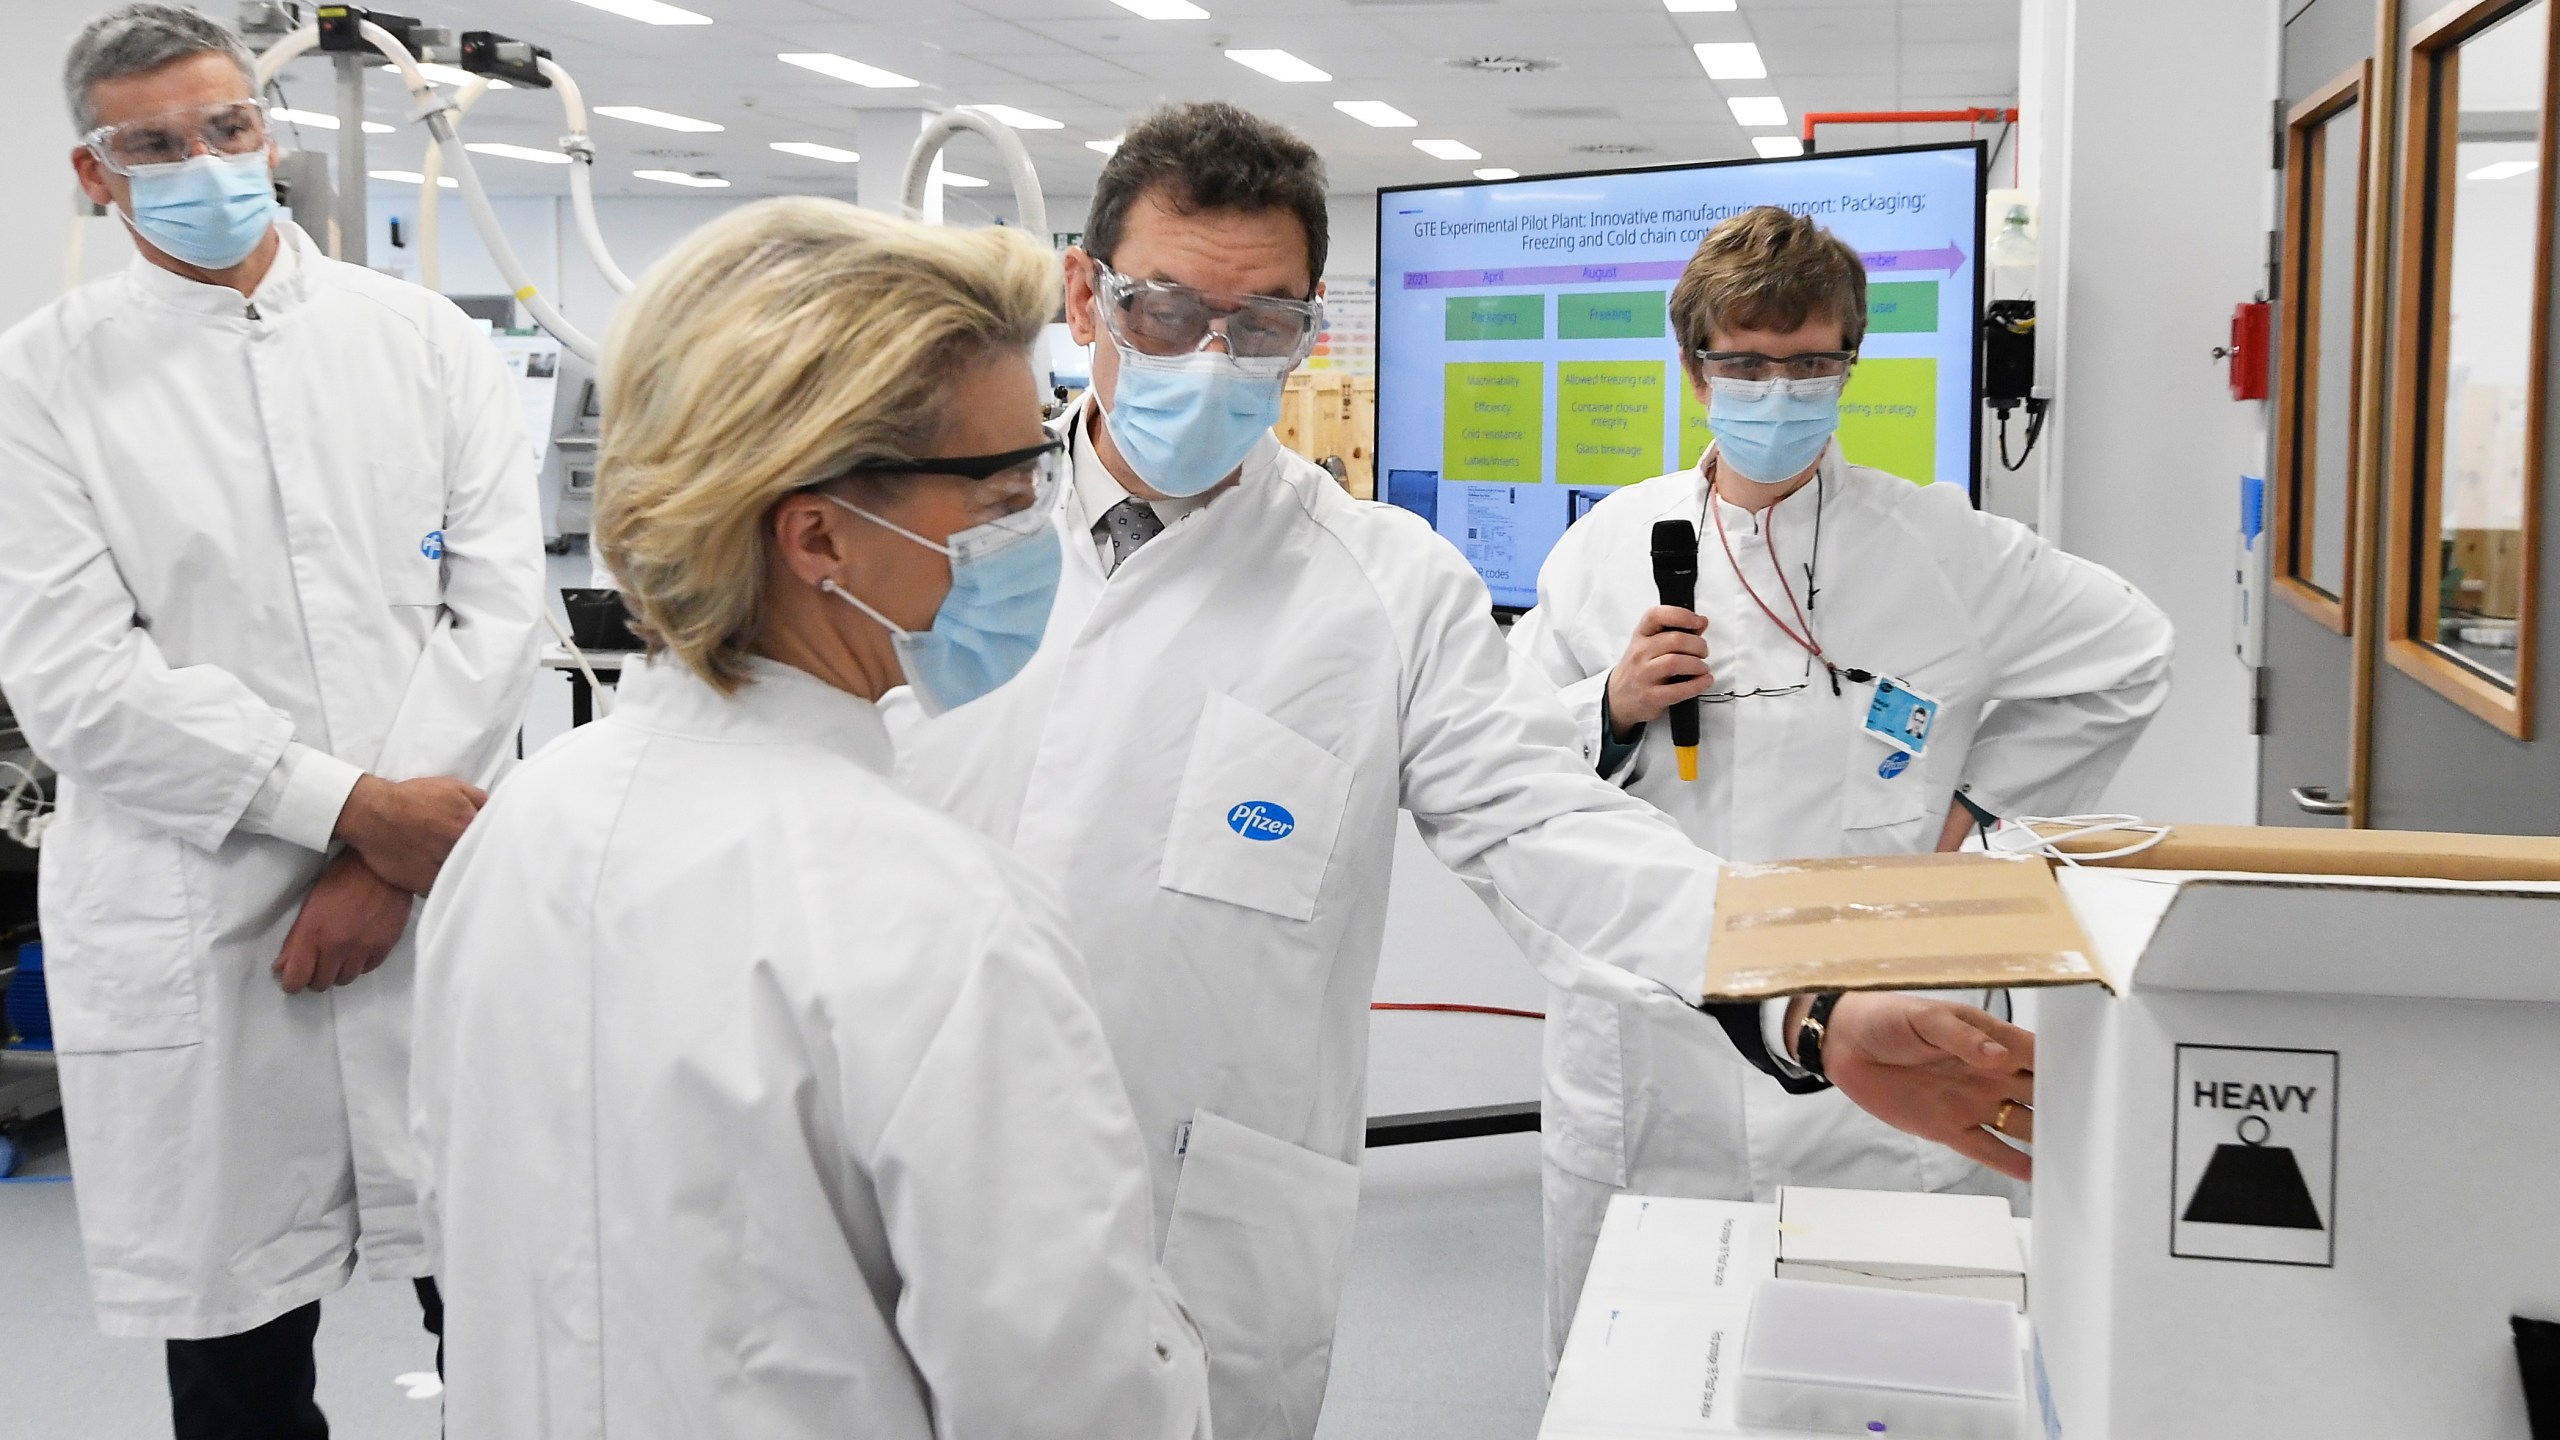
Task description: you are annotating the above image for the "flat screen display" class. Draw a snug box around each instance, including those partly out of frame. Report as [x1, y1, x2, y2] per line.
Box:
[1375, 142, 1986, 610]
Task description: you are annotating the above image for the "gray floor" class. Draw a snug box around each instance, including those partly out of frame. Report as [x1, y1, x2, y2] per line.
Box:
[1, 1117, 1547, 1438]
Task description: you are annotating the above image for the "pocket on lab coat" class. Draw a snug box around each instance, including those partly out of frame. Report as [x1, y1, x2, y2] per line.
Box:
[1158, 694, 1353, 923]
[1838, 735, 1929, 845]
[1159, 1110, 1362, 1440]
[36, 811, 202, 1053]
[378, 464, 448, 607]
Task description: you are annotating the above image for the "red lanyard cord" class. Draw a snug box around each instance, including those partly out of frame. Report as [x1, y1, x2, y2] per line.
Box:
[1706, 461, 1867, 695]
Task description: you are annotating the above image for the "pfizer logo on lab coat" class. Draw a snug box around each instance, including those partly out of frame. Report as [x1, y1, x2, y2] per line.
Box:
[420, 529, 445, 561]
[1226, 801, 1297, 842]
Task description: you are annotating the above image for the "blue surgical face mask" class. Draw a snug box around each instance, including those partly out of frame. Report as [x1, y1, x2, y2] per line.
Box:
[1098, 340, 1291, 498]
[1707, 374, 1847, 486]
[119, 149, 278, 271]
[819, 496, 1062, 716]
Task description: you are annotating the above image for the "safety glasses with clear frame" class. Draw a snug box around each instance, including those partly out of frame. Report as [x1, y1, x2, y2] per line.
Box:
[833, 437, 1067, 558]
[84, 97, 272, 176]
[1091, 261, 1324, 363]
[1692, 349, 1858, 383]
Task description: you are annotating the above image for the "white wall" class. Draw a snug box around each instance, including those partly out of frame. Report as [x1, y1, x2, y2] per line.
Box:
[2028, 0, 2278, 824]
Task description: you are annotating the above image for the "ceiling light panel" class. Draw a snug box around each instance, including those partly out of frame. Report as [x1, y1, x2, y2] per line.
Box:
[1111, 0, 1211, 15]
[770, 141, 859, 163]
[1474, 168, 1519, 180]
[1753, 135, 1804, 158]
[1086, 137, 1123, 155]
[564, 0, 713, 23]
[416, 62, 512, 90]
[273, 107, 393, 134]
[467, 142, 573, 165]
[1226, 49, 1332, 82]
[1414, 138, 1481, 160]
[1335, 100, 1418, 127]
[778, 53, 920, 88]
[1727, 96, 1787, 127]
[967, 104, 1065, 130]
[2470, 159, 2538, 180]
[936, 170, 991, 187]
[634, 169, 730, 187]
[1665, 0, 1738, 9]
[371, 169, 458, 188]
[593, 105, 723, 133]
[1694, 42, 1766, 79]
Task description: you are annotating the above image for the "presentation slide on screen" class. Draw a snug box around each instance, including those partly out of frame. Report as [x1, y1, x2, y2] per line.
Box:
[1376, 145, 1982, 609]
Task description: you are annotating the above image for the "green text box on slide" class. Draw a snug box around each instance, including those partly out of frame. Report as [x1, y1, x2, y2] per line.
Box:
[1557, 290, 1668, 341]
[1446, 294, 1546, 342]
[1556, 361, 1666, 486]
[1837, 357, 1937, 483]
[1865, 282, 1939, 335]
[1444, 363, 1545, 481]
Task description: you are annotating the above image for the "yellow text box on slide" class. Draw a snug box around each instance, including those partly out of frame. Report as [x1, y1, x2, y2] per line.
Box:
[1837, 358, 1937, 483]
[1444, 362, 1545, 482]
[1556, 361, 1666, 486]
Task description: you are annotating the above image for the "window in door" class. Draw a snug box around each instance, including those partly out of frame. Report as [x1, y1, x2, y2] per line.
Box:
[2276, 63, 2373, 630]
[2389, 0, 2554, 736]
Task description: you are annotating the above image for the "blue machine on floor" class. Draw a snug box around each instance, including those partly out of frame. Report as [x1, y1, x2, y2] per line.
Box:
[1, 941, 59, 1179]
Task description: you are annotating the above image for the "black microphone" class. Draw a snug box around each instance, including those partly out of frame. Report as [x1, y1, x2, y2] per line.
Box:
[1649, 518, 1703, 782]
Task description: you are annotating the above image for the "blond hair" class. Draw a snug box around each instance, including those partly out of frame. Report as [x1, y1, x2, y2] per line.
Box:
[596, 198, 1057, 693]
[1668, 206, 1867, 383]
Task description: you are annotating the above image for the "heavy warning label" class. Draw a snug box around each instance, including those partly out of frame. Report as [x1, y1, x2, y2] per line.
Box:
[2171, 1044, 2339, 1267]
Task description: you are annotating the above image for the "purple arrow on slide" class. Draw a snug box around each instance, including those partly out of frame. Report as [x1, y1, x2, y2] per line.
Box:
[1861, 241, 1967, 276]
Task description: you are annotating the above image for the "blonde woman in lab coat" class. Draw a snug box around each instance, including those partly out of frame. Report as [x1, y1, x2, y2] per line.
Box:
[410, 200, 1207, 1440]
[1510, 205, 2176, 1365]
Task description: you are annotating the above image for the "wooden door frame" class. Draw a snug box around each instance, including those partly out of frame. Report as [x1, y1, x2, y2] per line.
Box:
[2380, 0, 2556, 741]
[2347, 0, 2406, 826]
[2275, 60, 2375, 633]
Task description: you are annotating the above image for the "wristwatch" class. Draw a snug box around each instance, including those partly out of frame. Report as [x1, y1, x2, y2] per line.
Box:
[1794, 991, 1845, 1081]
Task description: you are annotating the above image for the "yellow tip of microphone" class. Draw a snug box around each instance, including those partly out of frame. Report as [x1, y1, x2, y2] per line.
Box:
[1675, 746, 1699, 782]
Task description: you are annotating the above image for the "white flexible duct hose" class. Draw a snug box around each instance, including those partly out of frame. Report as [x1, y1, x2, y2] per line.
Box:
[417, 75, 490, 293]
[252, 22, 319, 89]
[536, 57, 634, 295]
[899, 108, 1047, 238]
[358, 21, 599, 361]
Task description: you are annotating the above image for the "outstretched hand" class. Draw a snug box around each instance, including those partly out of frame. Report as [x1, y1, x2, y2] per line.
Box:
[1817, 992, 2035, 1181]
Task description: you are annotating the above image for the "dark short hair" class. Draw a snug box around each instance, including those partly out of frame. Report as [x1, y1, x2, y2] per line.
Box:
[1084, 101, 1328, 293]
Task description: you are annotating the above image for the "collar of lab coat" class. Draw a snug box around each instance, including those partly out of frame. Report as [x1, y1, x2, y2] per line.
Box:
[1690, 438, 1846, 535]
[612, 651, 895, 776]
[1056, 390, 1256, 538]
[123, 219, 315, 319]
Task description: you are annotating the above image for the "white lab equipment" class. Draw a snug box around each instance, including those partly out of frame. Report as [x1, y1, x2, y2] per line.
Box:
[1738, 1279, 2029, 1439]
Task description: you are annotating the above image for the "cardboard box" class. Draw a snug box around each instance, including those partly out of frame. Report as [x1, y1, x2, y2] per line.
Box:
[1706, 852, 2101, 1000]
[2037, 821, 2560, 882]
[1775, 1185, 2028, 1310]
[1707, 829, 2560, 1438]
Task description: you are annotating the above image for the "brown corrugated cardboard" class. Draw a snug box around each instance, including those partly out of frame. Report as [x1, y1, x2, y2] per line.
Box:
[1704, 851, 2100, 1001]
[2038, 821, 2560, 880]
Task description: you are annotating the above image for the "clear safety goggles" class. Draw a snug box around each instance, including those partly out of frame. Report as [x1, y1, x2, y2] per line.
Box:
[84, 97, 272, 175]
[1693, 349, 1858, 383]
[832, 437, 1067, 558]
[1093, 262, 1323, 363]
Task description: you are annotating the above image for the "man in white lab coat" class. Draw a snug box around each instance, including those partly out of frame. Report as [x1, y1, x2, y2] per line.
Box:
[894, 102, 2038, 1440]
[0, 8, 543, 1434]
[1510, 205, 2174, 1363]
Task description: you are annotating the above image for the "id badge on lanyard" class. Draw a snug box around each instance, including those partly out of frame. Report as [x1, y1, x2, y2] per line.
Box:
[1861, 675, 1942, 756]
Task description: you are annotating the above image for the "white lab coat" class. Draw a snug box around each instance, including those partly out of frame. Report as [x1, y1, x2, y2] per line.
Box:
[893, 401, 1737, 1440]
[1508, 442, 2173, 1349]
[0, 223, 542, 1339]
[412, 655, 1209, 1440]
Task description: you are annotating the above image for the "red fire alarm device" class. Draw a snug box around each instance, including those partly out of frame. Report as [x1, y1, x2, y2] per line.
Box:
[2224, 300, 2271, 401]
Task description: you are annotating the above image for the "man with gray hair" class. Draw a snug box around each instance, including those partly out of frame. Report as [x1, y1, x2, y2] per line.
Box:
[0, 6, 543, 1433]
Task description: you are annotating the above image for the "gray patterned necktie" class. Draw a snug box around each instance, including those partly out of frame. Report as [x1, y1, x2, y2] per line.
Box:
[1098, 497, 1166, 570]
